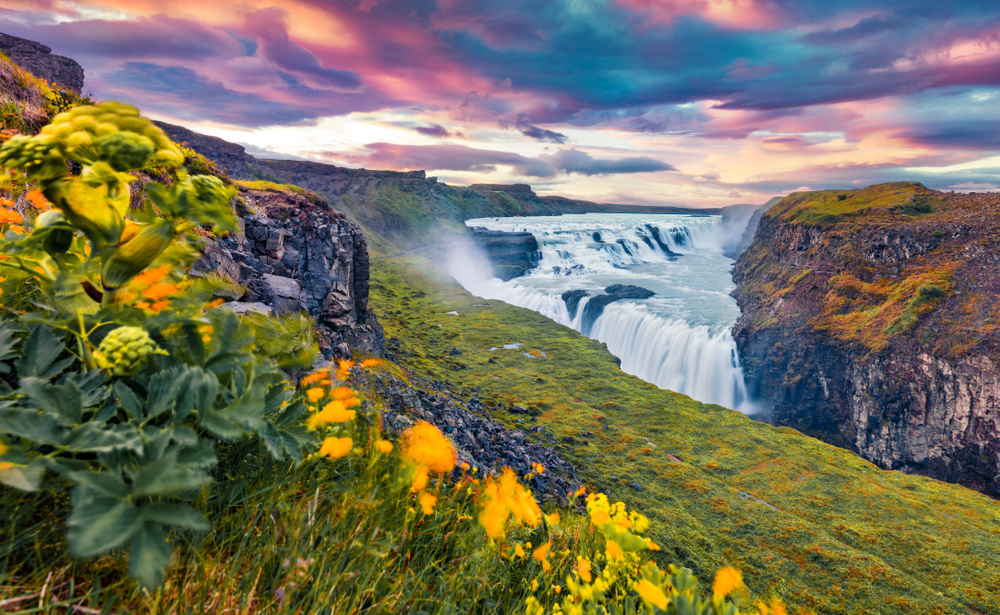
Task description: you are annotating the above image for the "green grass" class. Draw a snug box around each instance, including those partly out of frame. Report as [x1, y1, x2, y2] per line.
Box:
[371, 254, 1000, 615]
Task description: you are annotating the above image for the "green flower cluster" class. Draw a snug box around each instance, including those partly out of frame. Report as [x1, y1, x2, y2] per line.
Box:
[0, 101, 183, 175]
[93, 326, 167, 376]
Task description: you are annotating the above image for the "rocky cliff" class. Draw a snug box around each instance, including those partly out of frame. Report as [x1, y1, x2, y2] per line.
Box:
[190, 180, 384, 360]
[0, 33, 84, 93]
[732, 182, 1000, 496]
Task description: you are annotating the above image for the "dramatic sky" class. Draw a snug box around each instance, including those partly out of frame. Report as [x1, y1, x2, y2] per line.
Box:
[2, 0, 999, 206]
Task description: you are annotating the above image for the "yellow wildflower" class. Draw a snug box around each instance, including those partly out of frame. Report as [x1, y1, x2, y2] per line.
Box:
[0, 441, 7, 456]
[319, 437, 352, 459]
[713, 567, 743, 598]
[419, 492, 437, 515]
[531, 579, 538, 591]
[412, 465, 429, 492]
[545, 511, 560, 525]
[306, 400, 356, 429]
[635, 579, 668, 610]
[577, 558, 592, 582]
[306, 387, 325, 402]
[532, 462, 545, 474]
[402, 421, 456, 474]
[541, 558, 551, 572]
[533, 541, 551, 562]
[606, 539, 623, 561]
[648, 541, 661, 551]
[553, 585, 561, 594]
[515, 543, 525, 558]
[376, 440, 393, 453]
[591, 509, 611, 525]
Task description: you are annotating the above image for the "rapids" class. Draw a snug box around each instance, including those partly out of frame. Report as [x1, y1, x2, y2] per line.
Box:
[451, 213, 755, 412]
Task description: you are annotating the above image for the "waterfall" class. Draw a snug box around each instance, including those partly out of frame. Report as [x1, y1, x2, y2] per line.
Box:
[453, 213, 755, 412]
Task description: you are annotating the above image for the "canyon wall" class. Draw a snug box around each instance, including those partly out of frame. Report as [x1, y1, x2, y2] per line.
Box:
[732, 182, 1000, 496]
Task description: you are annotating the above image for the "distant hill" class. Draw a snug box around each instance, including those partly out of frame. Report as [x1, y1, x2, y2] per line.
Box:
[155, 121, 719, 255]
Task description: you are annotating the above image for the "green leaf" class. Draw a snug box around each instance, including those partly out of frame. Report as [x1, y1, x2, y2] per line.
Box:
[114, 381, 142, 419]
[22, 378, 84, 424]
[130, 449, 208, 497]
[198, 409, 242, 441]
[69, 470, 128, 498]
[140, 504, 210, 530]
[16, 325, 66, 379]
[129, 522, 171, 589]
[147, 368, 189, 419]
[0, 459, 46, 491]
[175, 439, 217, 470]
[0, 405, 61, 443]
[0, 321, 23, 362]
[61, 421, 138, 453]
[67, 491, 142, 557]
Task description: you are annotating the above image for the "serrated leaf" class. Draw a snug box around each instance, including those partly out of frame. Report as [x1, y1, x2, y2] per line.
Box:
[147, 368, 187, 419]
[0, 322, 23, 362]
[175, 439, 217, 469]
[67, 492, 142, 557]
[0, 459, 46, 491]
[198, 409, 242, 441]
[0, 406, 61, 443]
[129, 522, 171, 589]
[258, 421, 285, 460]
[141, 426, 173, 462]
[114, 381, 142, 419]
[130, 449, 208, 497]
[61, 421, 137, 453]
[274, 399, 308, 428]
[140, 504, 210, 530]
[22, 378, 84, 424]
[16, 325, 66, 379]
[204, 351, 246, 376]
[93, 397, 118, 423]
[69, 470, 128, 498]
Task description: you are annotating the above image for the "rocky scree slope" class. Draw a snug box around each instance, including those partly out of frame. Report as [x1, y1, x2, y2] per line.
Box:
[732, 182, 1000, 497]
[0, 33, 84, 93]
[154, 122, 718, 256]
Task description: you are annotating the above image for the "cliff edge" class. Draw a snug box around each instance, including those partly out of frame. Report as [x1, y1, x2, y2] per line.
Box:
[732, 182, 1000, 496]
[0, 33, 84, 93]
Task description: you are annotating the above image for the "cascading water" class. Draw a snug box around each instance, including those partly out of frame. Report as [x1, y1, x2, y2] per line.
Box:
[451, 213, 755, 412]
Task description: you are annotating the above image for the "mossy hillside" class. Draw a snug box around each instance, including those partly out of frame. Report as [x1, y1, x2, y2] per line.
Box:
[767, 182, 944, 228]
[371, 255, 1000, 615]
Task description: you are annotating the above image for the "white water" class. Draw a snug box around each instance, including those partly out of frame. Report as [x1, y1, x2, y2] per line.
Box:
[451, 213, 755, 412]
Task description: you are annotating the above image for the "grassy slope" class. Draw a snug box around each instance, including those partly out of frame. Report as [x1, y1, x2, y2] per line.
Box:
[371, 254, 1000, 615]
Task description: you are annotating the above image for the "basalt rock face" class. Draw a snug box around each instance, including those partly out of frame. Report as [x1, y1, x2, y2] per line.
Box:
[0, 33, 84, 93]
[466, 227, 540, 280]
[732, 182, 1000, 497]
[195, 184, 384, 359]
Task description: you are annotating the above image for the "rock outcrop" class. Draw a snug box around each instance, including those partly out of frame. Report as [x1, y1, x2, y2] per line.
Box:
[732, 182, 1000, 496]
[195, 183, 384, 359]
[0, 33, 84, 93]
[562, 284, 655, 336]
[466, 227, 540, 280]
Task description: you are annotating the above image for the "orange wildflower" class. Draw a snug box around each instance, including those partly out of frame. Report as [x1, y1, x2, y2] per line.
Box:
[515, 543, 525, 558]
[306, 387, 325, 402]
[335, 359, 352, 380]
[360, 358, 381, 368]
[401, 421, 456, 474]
[419, 491, 437, 514]
[412, 464, 429, 492]
[577, 558, 592, 582]
[25, 189, 50, 211]
[332, 387, 354, 399]
[319, 437, 352, 459]
[606, 539, 623, 560]
[376, 440, 393, 453]
[533, 541, 551, 562]
[713, 567, 742, 598]
[0, 208, 23, 224]
[150, 301, 169, 312]
[477, 467, 542, 538]
[142, 283, 179, 301]
[591, 509, 611, 525]
[206, 298, 225, 309]
[132, 266, 170, 287]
